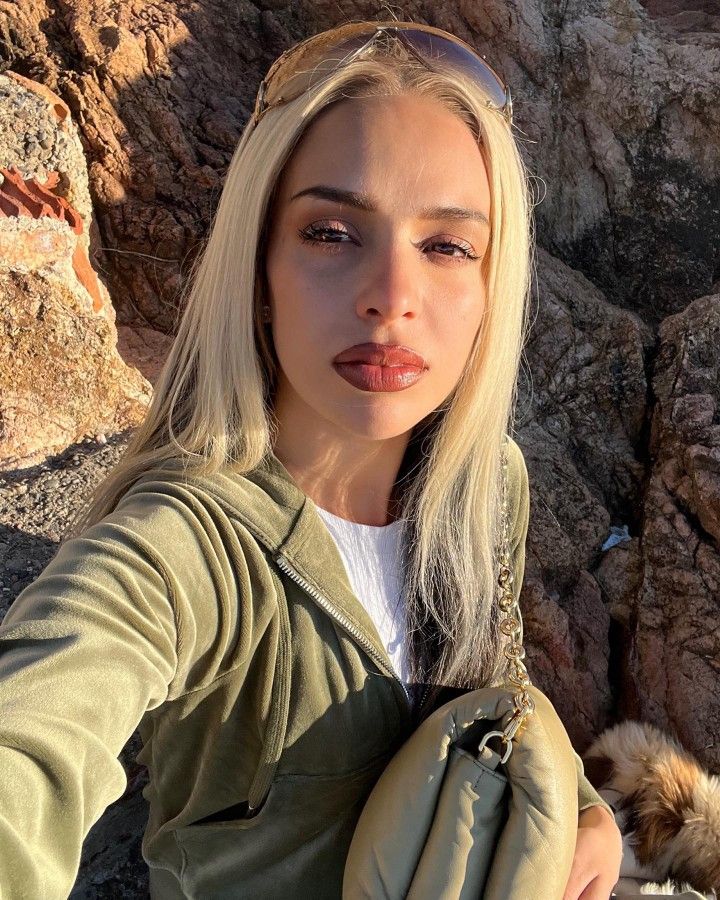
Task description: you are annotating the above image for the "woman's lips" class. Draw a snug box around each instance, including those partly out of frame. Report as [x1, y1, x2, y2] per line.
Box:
[333, 362, 426, 392]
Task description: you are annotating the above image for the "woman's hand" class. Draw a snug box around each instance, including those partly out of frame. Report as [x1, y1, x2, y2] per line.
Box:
[562, 804, 623, 900]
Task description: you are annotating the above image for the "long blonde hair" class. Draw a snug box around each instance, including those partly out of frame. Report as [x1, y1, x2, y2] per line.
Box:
[66, 33, 535, 691]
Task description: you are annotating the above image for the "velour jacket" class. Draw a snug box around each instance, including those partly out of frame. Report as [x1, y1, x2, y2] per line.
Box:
[0, 437, 612, 899]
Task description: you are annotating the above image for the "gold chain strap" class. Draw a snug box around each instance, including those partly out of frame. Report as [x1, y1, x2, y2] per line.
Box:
[478, 442, 535, 761]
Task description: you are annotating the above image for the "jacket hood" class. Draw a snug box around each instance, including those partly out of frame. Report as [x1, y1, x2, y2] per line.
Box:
[137, 451, 309, 552]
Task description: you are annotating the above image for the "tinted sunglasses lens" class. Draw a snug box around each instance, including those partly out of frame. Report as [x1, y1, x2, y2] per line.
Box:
[329, 28, 507, 110]
[398, 30, 507, 109]
[262, 26, 507, 113]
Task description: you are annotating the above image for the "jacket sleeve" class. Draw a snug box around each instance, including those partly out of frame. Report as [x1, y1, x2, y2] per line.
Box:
[0, 486, 240, 899]
[506, 438, 615, 821]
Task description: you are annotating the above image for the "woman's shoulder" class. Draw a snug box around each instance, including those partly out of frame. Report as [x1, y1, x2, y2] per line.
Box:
[65, 458, 265, 583]
[112, 455, 266, 523]
[503, 435, 530, 550]
[504, 435, 529, 492]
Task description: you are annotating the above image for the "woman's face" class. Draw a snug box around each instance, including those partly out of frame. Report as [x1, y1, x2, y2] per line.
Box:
[264, 93, 492, 445]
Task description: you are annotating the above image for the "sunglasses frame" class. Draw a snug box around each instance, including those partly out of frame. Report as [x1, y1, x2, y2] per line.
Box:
[251, 21, 513, 129]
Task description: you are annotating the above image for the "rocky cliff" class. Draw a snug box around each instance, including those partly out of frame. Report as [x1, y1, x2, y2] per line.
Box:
[0, 0, 718, 895]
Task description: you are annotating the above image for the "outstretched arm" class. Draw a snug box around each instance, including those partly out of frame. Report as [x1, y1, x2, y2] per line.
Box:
[0, 486, 235, 898]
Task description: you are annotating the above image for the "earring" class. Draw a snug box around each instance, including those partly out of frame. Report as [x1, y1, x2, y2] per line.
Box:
[261, 304, 271, 323]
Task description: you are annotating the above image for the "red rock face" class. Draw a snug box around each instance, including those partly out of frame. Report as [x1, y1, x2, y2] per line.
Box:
[0, 165, 82, 233]
[0, 71, 153, 468]
[0, 165, 103, 313]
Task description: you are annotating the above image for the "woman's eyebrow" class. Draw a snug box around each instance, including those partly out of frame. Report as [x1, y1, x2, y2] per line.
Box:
[289, 185, 490, 226]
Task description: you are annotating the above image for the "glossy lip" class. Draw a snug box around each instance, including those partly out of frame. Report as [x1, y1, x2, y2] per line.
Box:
[333, 362, 426, 392]
[332, 342, 427, 367]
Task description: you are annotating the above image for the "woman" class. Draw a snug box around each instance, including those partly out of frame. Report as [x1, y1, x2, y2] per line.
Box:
[0, 20, 623, 900]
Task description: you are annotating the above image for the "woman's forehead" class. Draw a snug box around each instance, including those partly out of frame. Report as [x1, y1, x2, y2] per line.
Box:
[274, 94, 490, 216]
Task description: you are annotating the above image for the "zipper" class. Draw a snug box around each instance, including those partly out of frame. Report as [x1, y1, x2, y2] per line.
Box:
[214, 506, 409, 708]
[416, 682, 432, 720]
[273, 552, 411, 707]
[159, 479, 412, 712]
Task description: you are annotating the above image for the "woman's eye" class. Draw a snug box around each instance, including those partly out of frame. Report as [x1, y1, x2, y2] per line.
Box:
[426, 239, 479, 261]
[298, 222, 352, 252]
[298, 223, 480, 262]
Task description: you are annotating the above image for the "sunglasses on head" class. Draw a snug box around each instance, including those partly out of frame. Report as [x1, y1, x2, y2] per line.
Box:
[250, 20, 513, 129]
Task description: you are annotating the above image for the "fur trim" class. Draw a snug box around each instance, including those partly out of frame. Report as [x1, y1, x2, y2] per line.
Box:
[584, 721, 720, 896]
[639, 878, 712, 895]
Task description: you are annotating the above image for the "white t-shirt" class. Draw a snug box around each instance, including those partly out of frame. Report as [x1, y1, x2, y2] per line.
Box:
[315, 505, 410, 684]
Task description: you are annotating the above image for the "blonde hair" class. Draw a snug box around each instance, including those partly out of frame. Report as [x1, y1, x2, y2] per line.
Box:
[66, 33, 535, 691]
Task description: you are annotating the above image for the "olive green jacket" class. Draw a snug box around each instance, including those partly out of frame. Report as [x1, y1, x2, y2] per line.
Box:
[0, 438, 611, 899]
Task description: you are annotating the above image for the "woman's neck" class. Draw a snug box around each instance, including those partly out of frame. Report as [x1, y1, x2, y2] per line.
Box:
[271, 431, 410, 527]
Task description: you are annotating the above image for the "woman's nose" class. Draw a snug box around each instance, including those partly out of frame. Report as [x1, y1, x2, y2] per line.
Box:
[355, 242, 419, 322]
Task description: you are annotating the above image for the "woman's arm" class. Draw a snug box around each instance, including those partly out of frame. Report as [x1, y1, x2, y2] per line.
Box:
[0, 487, 237, 899]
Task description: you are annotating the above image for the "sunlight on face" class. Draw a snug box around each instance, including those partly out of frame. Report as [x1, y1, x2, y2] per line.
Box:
[264, 93, 492, 445]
